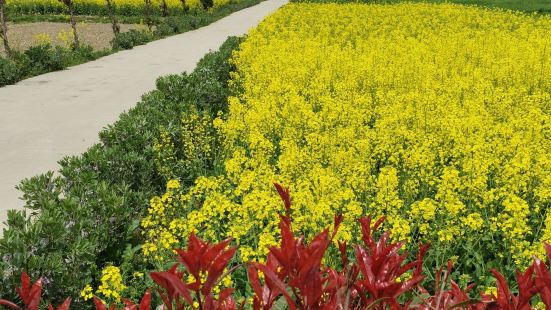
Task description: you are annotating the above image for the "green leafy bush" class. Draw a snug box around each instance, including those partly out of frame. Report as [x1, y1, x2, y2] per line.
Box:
[160, 16, 189, 33]
[111, 29, 155, 50]
[0, 36, 243, 308]
[23, 44, 68, 74]
[68, 44, 109, 63]
[0, 57, 20, 86]
[153, 22, 175, 37]
[0, 44, 107, 86]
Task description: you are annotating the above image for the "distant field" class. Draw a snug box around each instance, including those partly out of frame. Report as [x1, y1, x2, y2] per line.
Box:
[418, 0, 551, 13]
[291, 0, 551, 13]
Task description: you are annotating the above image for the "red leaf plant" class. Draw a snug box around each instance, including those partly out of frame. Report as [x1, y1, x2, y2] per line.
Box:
[353, 216, 428, 309]
[7, 184, 551, 310]
[247, 211, 346, 309]
[534, 243, 551, 308]
[149, 233, 240, 310]
[415, 261, 485, 309]
[0, 272, 71, 310]
[484, 266, 537, 310]
[248, 183, 428, 309]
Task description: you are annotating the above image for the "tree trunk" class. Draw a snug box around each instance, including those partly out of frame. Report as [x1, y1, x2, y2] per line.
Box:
[144, 0, 153, 31]
[106, 0, 120, 35]
[200, 0, 213, 10]
[0, 0, 11, 57]
[180, 0, 188, 12]
[160, 0, 168, 17]
[67, 1, 79, 49]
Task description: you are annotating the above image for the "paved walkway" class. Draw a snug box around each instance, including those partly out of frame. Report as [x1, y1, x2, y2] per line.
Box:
[0, 0, 286, 227]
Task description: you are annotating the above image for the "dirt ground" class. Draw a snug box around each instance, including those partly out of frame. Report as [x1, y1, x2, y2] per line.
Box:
[0, 22, 147, 54]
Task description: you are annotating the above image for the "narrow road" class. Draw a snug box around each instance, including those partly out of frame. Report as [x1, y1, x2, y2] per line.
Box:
[0, 0, 286, 227]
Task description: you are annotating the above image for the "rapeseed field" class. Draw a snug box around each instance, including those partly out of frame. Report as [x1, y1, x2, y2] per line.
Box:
[142, 3, 551, 286]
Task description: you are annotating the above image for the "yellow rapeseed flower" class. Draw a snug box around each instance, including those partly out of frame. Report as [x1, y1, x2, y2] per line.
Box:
[97, 266, 126, 301]
[141, 3, 551, 275]
[80, 284, 93, 301]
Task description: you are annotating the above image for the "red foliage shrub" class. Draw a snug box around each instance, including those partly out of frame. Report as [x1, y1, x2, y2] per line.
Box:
[4, 183, 551, 310]
[0, 272, 71, 310]
[149, 234, 239, 310]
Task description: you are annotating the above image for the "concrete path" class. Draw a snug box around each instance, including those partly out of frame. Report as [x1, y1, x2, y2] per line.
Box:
[0, 0, 286, 228]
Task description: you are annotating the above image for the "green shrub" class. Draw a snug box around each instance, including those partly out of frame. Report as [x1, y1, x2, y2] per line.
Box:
[67, 45, 108, 64]
[0, 36, 244, 308]
[0, 57, 20, 86]
[160, 16, 189, 33]
[187, 12, 211, 28]
[23, 44, 68, 74]
[111, 29, 155, 50]
[0, 171, 133, 302]
[153, 22, 175, 37]
[0, 45, 102, 84]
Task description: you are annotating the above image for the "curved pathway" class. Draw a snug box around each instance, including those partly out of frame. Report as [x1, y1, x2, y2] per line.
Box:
[0, 0, 287, 226]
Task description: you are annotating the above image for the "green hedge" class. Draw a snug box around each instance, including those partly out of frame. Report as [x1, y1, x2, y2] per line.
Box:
[0, 44, 108, 87]
[0, 57, 20, 85]
[0, 35, 243, 307]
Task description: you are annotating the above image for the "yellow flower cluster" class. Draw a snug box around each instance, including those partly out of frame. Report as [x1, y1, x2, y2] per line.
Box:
[186, 269, 233, 294]
[80, 284, 94, 301]
[153, 126, 177, 179]
[80, 266, 126, 303]
[142, 3, 551, 273]
[97, 266, 126, 301]
[153, 111, 218, 181]
[179, 111, 217, 175]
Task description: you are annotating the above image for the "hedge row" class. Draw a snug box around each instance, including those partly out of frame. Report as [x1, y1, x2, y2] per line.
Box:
[0, 36, 242, 308]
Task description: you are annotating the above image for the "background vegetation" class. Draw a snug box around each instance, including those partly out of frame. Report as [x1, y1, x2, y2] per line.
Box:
[0, 0, 261, 87]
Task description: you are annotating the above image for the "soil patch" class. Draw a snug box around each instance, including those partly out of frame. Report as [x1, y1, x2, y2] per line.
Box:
[0, 22, 147, 54]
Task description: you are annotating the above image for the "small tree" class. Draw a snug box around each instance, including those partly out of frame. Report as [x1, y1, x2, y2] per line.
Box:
[0, 0, 12, 56]
[58, 0, 79, 49]
[160, 0, 168, 17]
[105, 0, 120, 35]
